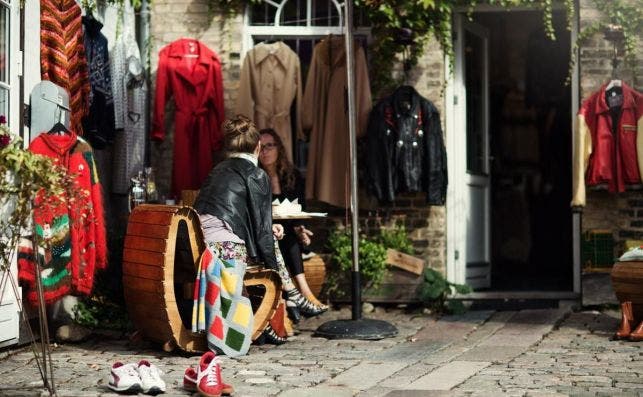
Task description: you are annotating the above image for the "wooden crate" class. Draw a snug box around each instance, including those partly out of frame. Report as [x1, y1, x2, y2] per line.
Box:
[330, 268, 424, 303]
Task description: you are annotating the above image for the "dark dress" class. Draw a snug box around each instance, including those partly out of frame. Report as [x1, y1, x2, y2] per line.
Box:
[274, 169, 306, 276]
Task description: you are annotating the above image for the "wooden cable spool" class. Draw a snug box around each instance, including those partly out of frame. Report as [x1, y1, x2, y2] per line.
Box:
[301, 255, 327, 297]
[611, 261, 643, 320]
[123, 204, 281, 352]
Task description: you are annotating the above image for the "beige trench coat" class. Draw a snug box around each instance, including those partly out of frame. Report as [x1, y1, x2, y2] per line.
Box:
[235, 41, 303, 161]
[303, 36, 372, 208]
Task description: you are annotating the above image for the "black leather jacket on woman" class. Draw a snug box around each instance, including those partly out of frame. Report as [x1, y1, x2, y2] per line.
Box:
[366, 85, 448, 205]
[194, 157, 278, 270]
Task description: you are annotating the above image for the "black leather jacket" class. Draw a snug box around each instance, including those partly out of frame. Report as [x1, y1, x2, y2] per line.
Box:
[366, 86, 447, 205]
[194, 157, 277, 270]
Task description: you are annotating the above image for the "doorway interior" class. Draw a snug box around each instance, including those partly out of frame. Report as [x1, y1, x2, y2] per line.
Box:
[466, 10, 573, 291]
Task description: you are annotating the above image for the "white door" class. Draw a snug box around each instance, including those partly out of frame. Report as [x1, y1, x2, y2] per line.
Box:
[447, 15, 490, 290]
[0, 0, 22, 346]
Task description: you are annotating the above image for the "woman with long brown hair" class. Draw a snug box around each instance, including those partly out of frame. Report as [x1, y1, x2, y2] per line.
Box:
[259, 128, 328, 322]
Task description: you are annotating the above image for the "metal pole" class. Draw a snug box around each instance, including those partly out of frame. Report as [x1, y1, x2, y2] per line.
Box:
[32, 221, 56, 396]
[314, 2, 397, 341]
[137, 0, 151, 167]
[344, 0, 361, 321]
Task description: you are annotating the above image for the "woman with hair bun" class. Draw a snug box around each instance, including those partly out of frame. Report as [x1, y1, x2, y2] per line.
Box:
[193, 115, 319, 352]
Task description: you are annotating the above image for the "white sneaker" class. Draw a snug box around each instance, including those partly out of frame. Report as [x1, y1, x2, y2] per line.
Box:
[137, 360, 166, 395]
[108, 362, 142, 393]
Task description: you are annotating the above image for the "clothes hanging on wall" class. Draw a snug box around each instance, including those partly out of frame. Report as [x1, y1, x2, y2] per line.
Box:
[236, 41, 303, 162]
[571, 81, 643, 207]
[81, 15, 115, 149]
[18, 132, 107, 305]
[365, 85, 447, 205]
[40, 0, 91, 135]
[303, 35, 372, 208]
[152, 38, 225, 199]
[111, 0, 147, 195]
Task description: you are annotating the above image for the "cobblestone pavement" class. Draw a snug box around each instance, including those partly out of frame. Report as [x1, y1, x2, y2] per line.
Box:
[0, 306, 641, 396]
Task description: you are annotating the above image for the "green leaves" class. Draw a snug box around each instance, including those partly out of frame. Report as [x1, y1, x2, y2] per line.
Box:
[374, 223, 415, 255]
[420, 0, 436, 9]
[0, 128, 83, 271]
[327, 228, 388, 288]
[417, 267, 471, 314]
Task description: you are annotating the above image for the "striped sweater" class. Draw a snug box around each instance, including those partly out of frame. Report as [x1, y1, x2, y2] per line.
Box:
[40, 0, 90, 135]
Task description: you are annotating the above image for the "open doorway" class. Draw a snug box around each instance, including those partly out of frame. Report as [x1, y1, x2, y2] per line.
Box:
[473, 10, 573, 291]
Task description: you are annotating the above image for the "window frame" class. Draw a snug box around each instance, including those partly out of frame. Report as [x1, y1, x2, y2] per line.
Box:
[242, 0, 370, 55]
[0, 0, 11, 122]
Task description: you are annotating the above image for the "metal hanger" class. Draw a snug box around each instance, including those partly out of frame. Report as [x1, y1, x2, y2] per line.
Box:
[48, 121, 70, 135]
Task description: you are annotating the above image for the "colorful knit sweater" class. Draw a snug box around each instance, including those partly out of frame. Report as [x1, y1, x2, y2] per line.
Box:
[18, 132, 107, 304]
[40, 0, 90, 134]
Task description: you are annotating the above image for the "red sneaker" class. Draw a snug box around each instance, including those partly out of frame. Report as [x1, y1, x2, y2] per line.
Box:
[184, 366, 234, 395]
[196, 351, 229, 397]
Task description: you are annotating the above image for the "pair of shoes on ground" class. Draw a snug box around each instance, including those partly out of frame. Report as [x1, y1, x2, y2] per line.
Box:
[183, 351, 234, 397]
[108, 360, 166, 395]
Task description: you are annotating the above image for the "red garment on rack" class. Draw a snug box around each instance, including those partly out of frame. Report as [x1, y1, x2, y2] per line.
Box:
[152, 39, 225, 198]
[19, 132, 107, 304]
[572, 82, 643, 206]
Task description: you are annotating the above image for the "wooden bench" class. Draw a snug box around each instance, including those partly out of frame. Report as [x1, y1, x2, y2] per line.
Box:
[123, 204, 281, 353]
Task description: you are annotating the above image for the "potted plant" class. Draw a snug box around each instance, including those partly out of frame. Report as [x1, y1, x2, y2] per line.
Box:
[0, 117, 75, 273]
[325, 223, 416, 300]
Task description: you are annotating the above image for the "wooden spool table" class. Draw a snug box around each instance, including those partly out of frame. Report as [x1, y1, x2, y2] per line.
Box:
[611, 261, 643, 320]
[123, 204, 281, 352]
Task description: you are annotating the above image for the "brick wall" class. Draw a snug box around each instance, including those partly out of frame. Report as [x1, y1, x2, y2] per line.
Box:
[149, 3, 448, 274]
[579, 0, 643, 257]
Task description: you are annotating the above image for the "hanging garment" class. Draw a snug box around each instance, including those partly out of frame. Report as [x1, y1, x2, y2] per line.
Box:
[365, 85, 447, 205]
[81, 15, 115, 149]
[40, 0, 91, 135]
[111, 0, 147, 194]
[302, 36, 372, 208]
[18, 132, 107, 305]
[571, 81, 643, 206]
[236, 41, 303, 161]
[152, 39, 225, 199]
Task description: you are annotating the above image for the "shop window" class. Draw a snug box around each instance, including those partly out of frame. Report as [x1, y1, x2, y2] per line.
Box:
[0, 1, 9, 118]
[245, 0, 370, 170]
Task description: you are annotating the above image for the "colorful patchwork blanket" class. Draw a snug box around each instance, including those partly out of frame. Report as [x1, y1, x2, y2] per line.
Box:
[192, 241, 254, 357]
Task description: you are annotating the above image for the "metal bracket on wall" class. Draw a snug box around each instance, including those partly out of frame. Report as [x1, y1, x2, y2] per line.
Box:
[22, 103, 30, 128]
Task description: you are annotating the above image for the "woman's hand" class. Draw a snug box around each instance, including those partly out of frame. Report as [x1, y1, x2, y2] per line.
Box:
[272, 224, 285, 240]
[294, 225, 313, 246]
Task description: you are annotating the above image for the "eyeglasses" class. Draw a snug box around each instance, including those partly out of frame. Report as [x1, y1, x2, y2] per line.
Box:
[261, 143, 277, 152]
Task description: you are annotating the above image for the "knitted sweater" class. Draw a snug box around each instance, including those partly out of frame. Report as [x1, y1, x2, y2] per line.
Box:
[18, 132, 107, 304]
[40, 0, 91, 134]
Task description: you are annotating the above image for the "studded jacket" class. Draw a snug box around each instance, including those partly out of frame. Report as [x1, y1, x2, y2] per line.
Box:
[366, 86, 447, 205]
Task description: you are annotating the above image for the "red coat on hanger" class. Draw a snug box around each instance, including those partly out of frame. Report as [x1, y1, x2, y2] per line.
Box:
[572, 81, 643, 206]
[152, 38, 225, 199]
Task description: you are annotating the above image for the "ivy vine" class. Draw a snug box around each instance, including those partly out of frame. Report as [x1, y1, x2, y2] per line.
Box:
[206, 0, 641, 97]
[77, 0, 641, 97]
